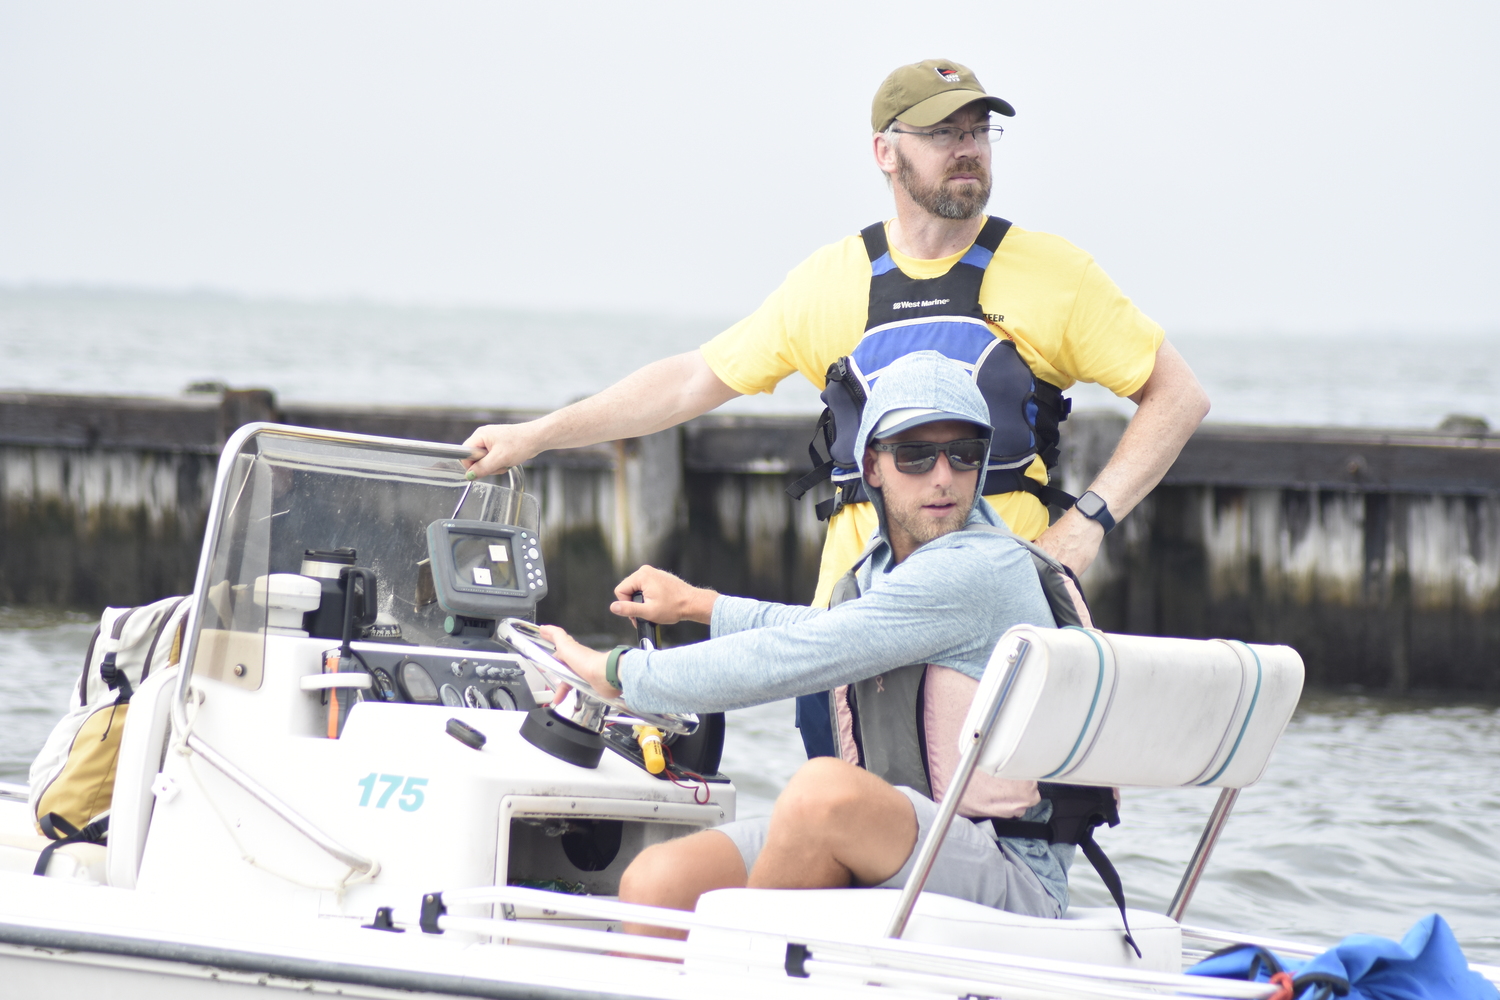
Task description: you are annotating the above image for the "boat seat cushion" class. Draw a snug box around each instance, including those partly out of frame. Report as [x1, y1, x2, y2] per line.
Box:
[687, 887, 1180, 975]
[971, 627, 1304, 788]
[0, 831, 107, 884]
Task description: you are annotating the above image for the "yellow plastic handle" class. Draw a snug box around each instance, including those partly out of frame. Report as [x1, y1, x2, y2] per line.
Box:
[634, 725, 665, 774]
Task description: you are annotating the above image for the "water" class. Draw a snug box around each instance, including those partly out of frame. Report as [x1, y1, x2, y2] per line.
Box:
[0, 608, 97, 786]
[3, 609, 1496, 962]
[0, 286, 822, 416]
[2, 287, 1499, 961]
[3, 285, 1499, 428]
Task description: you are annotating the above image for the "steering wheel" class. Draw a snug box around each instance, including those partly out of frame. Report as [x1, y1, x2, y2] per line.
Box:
[498, 619, 699, 737]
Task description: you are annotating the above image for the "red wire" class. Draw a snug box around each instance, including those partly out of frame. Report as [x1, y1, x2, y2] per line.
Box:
[661, 746, 711, 805]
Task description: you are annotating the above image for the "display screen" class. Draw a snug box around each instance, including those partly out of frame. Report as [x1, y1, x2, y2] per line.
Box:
[426, 518, 546, 620]
[450, 535, 519, 592]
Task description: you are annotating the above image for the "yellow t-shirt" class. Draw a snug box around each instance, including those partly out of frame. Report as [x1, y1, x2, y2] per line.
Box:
[701, 222, 1164, 607]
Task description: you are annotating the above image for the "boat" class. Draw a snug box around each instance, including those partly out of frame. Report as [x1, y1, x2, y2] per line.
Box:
[1, 423, 1495, 999]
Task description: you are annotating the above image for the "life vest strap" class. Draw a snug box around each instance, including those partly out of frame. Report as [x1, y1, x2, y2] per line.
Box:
[786, 461, 834, 501]
[33, 812, 109, 877]
[989, 783, 1141, 959]
[1077, 829, 1142, 958]
[1017, 477, 1078, 511]
[861, 216, 1011, 263]
[984, 818, 1140, 957]
[813, 479, 866, 521]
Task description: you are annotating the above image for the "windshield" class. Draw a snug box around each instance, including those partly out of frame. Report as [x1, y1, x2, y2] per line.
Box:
[185, 425, 538, 691]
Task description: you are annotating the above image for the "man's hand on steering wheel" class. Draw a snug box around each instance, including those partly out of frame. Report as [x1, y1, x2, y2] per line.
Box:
[537, 624, 620, 700]
[610, 565, 717, 626]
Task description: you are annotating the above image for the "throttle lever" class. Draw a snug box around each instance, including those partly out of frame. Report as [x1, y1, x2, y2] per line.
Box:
[631, 592, 662, 652]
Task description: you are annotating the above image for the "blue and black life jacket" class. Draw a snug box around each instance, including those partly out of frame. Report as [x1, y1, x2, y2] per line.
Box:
[787, 217, 1076, 520]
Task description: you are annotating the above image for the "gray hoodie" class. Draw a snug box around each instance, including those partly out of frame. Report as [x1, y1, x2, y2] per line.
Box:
[618, 351, 1072, 906]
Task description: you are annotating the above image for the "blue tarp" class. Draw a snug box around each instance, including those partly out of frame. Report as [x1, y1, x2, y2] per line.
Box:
[1187, 915, 1497, 1000]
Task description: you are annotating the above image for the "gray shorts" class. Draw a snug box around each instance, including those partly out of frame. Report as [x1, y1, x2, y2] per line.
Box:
[715, 785, 1060, 918]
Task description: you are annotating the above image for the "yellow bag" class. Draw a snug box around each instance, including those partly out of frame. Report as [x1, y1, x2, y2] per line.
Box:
[28, 597, 188, 851]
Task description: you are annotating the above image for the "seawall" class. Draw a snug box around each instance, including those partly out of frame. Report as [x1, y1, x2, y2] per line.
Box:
[2, 389, 1496, 693]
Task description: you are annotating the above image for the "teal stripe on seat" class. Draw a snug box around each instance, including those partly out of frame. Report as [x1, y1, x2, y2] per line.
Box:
[1197, 640, 1263, 786]
[1043, 626, 1105, 779]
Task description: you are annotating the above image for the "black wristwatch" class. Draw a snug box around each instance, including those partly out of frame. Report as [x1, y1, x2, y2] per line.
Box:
[1075, 491, 1116, 534]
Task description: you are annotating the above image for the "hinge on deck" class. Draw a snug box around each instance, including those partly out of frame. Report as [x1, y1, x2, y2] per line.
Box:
[361, 906, 404, 933]
[419, 892, 447, 934]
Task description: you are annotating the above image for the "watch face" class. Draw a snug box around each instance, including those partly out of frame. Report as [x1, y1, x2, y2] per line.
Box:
[1078, 492, 1106, 518]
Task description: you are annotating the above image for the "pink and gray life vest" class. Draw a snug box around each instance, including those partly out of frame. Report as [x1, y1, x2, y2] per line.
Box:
[787, 217, 1076, 520]
[824, 522, 1092, 797]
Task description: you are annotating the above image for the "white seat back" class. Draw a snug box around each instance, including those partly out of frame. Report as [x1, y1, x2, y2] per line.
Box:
[969, 627, 1303, 789]
[106, 664, 179, 888]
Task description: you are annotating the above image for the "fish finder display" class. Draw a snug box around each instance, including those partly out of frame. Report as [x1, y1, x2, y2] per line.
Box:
[451, 535, 519, 591]
[426, 519, 548, 620]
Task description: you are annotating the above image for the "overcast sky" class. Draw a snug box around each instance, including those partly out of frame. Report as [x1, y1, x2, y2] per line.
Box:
[2, 1, 1496, 336]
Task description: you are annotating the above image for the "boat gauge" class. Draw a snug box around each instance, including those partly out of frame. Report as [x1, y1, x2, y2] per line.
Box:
[463, 685, 487, 709]
[369, 667, 399, 702]
[439, 683, 464, 708]
[398, 660, 441, 704]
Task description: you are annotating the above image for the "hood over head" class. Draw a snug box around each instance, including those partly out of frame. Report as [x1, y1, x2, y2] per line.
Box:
[854, 351, 993, 544]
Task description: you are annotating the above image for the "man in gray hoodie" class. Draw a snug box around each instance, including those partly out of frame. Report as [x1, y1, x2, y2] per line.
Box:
[542, 351, 1067, 937]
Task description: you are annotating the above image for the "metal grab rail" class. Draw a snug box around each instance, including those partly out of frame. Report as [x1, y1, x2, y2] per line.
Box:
[439, 884, 711, 930]
[442, 915, 690, 963]
[506, 464, 524, 525]
[1168, 787, 1240, 922]
[415, 885, 1277, 999]
[186, 731, 377, 875]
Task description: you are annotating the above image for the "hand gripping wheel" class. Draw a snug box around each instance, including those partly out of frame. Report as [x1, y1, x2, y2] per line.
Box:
[499, 619, 697, 768]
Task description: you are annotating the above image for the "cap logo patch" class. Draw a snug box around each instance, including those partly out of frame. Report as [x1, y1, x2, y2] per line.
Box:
[936, 67, 962, 83]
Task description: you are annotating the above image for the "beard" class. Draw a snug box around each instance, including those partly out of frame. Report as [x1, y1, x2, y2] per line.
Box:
[881, 482, 977, 550]
[894, 146, 992, 220]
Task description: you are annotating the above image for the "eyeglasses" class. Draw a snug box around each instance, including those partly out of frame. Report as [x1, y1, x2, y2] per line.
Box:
[870, 438, 989, 474]
[888, 124, 1004, 149]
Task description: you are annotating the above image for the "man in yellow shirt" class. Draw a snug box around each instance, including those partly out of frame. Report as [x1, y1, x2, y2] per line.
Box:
[463, 58, 1210, 752]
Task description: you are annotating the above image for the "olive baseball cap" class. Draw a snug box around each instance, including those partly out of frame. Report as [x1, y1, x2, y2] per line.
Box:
[871, 59, 1015, 133]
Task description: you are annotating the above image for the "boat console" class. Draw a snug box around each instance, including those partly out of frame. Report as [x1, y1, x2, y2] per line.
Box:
[113, 424, 732, 924]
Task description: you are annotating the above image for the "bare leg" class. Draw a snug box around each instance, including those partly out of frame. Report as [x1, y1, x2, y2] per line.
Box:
[749, 757, 917, 890]
[616, 759, 916, 939]
[618, 829, 746, 939]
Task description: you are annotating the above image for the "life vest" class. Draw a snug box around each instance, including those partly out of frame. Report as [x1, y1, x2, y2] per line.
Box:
[827, 523, 1138, 953]
[786, 217, 1075, 521]
[824, 521, 1090, 788]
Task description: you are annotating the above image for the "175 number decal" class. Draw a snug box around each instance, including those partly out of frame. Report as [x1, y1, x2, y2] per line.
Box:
[356, 773, 427, 811]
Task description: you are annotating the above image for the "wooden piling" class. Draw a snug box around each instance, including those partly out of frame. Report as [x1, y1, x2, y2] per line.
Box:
[2, 389, 1496, 692]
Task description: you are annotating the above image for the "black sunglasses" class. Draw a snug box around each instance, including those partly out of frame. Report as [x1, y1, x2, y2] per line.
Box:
[870, 438, 988, 474]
